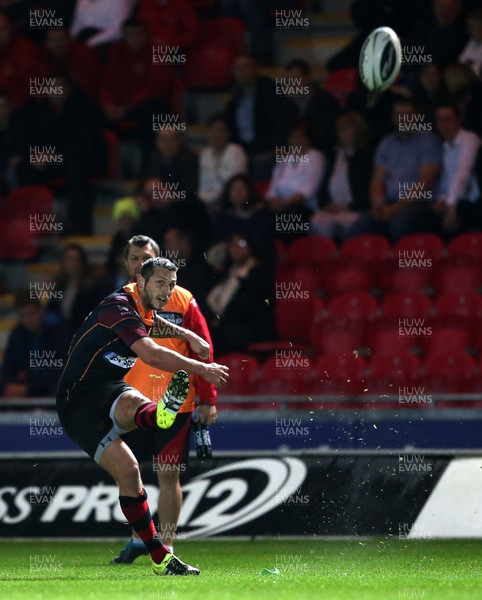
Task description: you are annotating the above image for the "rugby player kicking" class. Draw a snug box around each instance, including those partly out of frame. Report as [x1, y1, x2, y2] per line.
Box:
[56, 257, 229, 576]
[110, 235, 218, 563]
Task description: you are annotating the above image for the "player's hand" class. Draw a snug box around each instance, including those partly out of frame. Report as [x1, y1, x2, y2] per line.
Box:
[195, 404, 217, 425]
[203, 363, 229, 387]
[184, 330, 211, 360]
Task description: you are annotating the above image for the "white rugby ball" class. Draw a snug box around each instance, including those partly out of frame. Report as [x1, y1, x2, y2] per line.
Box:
[359, 26, 402, 93]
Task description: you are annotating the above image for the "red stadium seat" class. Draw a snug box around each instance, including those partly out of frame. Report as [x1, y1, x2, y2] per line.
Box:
[185, 17, 245, 87]
[378, 258, 433, 294]
[447, 232, 482, 262]
[394, 233, 444, 263]
[312, 354, 367, 397]
[325, 260, 376, 297]
[327, 292, 379, 321]
[215, 353, 258, 397]
[367, 316, 423, 355]
[434, 257, 481, 293]
[255, 355, 312, 397]
[365, 353, 421, 403]
[274, 295, 320, 345]
[284, 235, 338, 271]
[311, 317, 365, 355]
[341, 234, 391, 264]
[275, 267, 321, 297]
[422, 352, 475, 394]
[423, 316, 473, 357]
[380, 293, 433, 319]
[434, 291, 482, 319]
[0, 186, 54, 260]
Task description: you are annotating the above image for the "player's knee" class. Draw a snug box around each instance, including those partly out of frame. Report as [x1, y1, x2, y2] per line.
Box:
[118, 460, 141, 488]
[157, 468, 181, 485]
[116, 391, 149, 422]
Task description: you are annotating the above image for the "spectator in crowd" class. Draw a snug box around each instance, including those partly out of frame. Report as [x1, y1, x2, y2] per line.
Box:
[104, 197, 142, 292]
[443, 61, 482, 134]
[18, 73, 106, 233]
[130, 177, 212, 252]
[198, 114, 248, 210]
[0, 87, 25, 190]
[70, 0, 135, 48]
[40, 27, 101, 100]
[162, 227, 217, 314]
[409, 63, 449, 121]
[349, 97, 442, 241]
[137, 0, 199, 50]
[311, 111, 373, 241]
[205, 231, 275, 354]
[434, 102, 481, 234]
[265, 122, 325, 233]
[278, 58, 339, 156]
[224, 53, 279, 180]
[0, 11, 40, 105]
[143, 129, 198, 198]
[23, 1, 77, 44]
[212, 174, 274, 264]
[459, 7, 482, 78]
[0, 290, 69, 398]
[220, 0, 273, 63]
[407, 0, 468, 68]
[100, 17, 175, 163]
[46, 243, 100, 336]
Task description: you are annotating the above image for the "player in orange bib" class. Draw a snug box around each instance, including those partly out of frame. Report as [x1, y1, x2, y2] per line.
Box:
[111, 235, 217, 563]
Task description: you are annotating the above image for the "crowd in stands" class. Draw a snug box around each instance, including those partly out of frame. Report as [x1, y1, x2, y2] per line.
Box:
[2, 0, 482, 398]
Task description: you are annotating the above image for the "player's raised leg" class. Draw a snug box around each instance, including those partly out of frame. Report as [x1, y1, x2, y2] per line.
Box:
[99, 438, 199, 575]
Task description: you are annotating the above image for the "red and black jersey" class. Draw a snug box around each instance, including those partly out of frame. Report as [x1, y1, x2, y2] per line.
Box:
[57, 288, 151, 400]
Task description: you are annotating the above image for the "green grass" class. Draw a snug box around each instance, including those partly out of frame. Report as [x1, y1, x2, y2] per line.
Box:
[0, 539, 481, 600]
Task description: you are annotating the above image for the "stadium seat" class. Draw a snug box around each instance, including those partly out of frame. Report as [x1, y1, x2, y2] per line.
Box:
[284, 235, 338, 271]
[275, 267, 322, 298]
[364, 353, 421, 405]
[0, 186, 54, 260]
[433, 257, 481, 293]
[215, 353, 259, 398]
[311, 354, 367, 398]
[327, 292, 379, 321]
[185, 17, 245, 87]
[378, 258, 433, 294]
[311, 316, 365, 356]
[341, 234, 391, 264]
[447, 232, 482, 263]
[423, 316, 473, 357]
[367, 316, 422, 356]
[380, 293, 433, 319]
[394, 233, 444, 263]
[422, 352, 476, 394]
[255, 355, 312, 398]
[325, 260, 376, 297]
[275, 294, 321, 345]
[434, 291, 482, 320]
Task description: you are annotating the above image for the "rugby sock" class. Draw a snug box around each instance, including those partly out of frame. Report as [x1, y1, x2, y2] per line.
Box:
[134, 402, 157, 430]
[119, 489, 168, 564]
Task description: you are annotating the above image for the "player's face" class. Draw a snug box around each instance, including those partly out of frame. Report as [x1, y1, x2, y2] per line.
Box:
[140, 267, 176, 311]
[125, 244, 157, 280]
[435, 108, 460, 141]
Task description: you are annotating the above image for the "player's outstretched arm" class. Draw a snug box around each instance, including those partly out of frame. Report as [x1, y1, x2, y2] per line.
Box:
[154, 315, 210, 360]
[131, 337, 228, 386]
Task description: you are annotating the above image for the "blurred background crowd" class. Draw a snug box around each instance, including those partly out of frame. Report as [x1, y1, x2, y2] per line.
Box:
[2, 0, 482, 399]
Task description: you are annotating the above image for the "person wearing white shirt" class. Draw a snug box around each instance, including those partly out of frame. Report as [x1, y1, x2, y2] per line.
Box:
[459, 8, 482, 78]
[265, 122, 325, 213]
[198, 115, 248, 209]
[70, 0, 135, 47]
[434, 103, 480, 232]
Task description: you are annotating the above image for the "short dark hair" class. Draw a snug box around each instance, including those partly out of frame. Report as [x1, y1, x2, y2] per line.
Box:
[285, 58, 311, 75]
[140, 257, 177, 283]
[435, 102, 461, 119]
[124, 235, 160, 259]
[206, 113, 229, 128]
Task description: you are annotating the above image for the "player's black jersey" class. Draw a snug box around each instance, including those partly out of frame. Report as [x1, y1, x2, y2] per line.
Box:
[57, 288, 150, 400]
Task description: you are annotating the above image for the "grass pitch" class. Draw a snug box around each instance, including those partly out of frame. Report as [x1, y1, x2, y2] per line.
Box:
[0, 539, 481, 600]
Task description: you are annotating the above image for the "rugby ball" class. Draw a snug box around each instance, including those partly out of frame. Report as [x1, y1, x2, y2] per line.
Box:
[359, 26, 402, 93]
